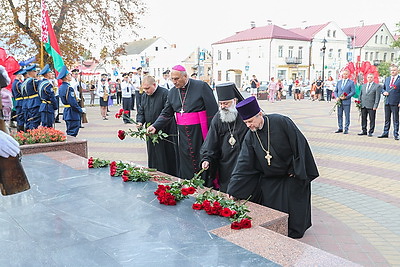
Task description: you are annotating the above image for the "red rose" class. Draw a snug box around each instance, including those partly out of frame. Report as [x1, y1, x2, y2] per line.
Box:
[220, 208, 232, 217]
[192, 203, 203, 210]
[123, 170, 130, 175]
[124, 110, 130, 114]
[115, 113, 121, 119]
[240, 218, 252, 229]
[88, 164, 93, 168]
[202, 200, 211, 208]
[213, 201, 221, 208]
[231, 221, 242, 230]
[230, 210, 237, 218]
[343, 92, 348, 97]
[119, 108, 124, 114]
[122, 175, 129, 182]
[181, 187, 190, 196]
[118, 130, 126, 140]
[187, 186, 196, 194]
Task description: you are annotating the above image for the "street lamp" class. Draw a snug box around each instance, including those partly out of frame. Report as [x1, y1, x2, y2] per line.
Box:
[320, 38, 327, 101]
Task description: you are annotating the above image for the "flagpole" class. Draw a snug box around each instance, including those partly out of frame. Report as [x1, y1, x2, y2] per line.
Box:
[40, 40, 44, 68]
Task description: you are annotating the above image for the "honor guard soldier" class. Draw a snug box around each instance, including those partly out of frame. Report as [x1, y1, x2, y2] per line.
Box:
[20, 64, 41, 130]
[57, 66, 85, 137]
[38, 64, 58, 127]
[11, 68, 27, 132]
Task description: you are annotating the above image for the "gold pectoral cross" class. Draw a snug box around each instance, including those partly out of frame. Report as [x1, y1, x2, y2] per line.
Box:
[265, 151, 272, 166]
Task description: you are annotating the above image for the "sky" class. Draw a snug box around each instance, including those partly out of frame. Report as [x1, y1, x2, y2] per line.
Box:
[134, 0, 399, 53]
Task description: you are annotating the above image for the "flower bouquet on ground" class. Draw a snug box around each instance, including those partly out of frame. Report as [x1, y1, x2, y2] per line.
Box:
[115, 109, 170, 144]
[88, 157, 110, 168]
[329, 92, 348, 115]
[192, 189, 252, 230]
[154, 169, 205, 206]
[109, 160, 158, 182]
[13, 126, 66, 145]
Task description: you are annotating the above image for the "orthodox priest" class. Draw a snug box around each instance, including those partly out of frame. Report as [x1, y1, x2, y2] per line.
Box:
[227, 96, 319, 238]
[200, 82, 248, 192]
[136, 75, 178, 176]
[147, 65, 218, 179]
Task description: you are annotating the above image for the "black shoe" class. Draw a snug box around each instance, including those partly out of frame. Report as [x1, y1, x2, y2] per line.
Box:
[357, 132, 367, 136]
[377, 135, 388, 138]
[334, 129, 343, 133]
[368, 133, 373, 137]
[55, 120, 61, 123]
[343, 130, 348, 134]
[395, 136, 399, 140]
[80, 126, 85, 128]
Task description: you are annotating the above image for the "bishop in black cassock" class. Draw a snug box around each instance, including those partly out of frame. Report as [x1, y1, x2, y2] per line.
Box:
[148, 65, 218, 180]
[200, 83, 248, 192]
[137, 76, 178, 176]
[227, 96, 319, 238]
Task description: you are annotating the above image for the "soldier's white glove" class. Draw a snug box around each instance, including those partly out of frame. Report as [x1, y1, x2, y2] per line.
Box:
[0, 131, 20, 158]
[81, 108, 86, 113]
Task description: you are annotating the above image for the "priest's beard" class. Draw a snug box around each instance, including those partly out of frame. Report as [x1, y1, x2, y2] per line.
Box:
[220, 106, 238, 123]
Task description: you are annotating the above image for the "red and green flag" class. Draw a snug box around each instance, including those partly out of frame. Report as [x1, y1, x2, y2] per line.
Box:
[41, 0, 64, 72]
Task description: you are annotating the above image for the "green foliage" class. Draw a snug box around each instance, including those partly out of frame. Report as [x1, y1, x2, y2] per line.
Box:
[377, 62, 392, 78]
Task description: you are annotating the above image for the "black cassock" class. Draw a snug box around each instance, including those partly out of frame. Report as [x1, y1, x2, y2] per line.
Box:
[227, 114, 319, 238]
[200, 112, 248, 192]
[153, 79, 218, 179]
[137, 86, 179, 176]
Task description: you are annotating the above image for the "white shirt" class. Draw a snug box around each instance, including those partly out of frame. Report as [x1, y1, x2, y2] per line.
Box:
[121, 81, 133, 98]
[132, 74, 141, 91]
[96, 82, 108, 97]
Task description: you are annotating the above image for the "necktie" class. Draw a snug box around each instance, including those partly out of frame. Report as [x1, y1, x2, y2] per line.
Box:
[390, 77, 395, 87]
[366, 83, 371, 92]
[342, 79, 347, 89]
[166, 82, 169, 89]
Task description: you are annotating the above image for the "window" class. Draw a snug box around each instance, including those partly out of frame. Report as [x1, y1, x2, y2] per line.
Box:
[277, 70, 286, 80]
[328, 49, 333, 58]
[226, 71, 230, 81]
[365, 52, 368, 61]
[333, 30, 336, 38]
[375, 35, 378, 43]
[391, 53, 395, 61]
[298, 47, 303, 59]
[217, 70, 221, 81]
[327, 30, 330, 37]
[385, 36, 388, 44]
[218, 50, 222, 60]
[288, 46, 293, 58]
[278, 46, 283, 57]
[370, 52, 373, 61]
[375, 52, 379, 60]
[227, 49, 231, 60]
[338, 49, 342, 58]
[383, 53, 387, 62]
[155, 46, 158, 51]
[380, 36, 383, 44]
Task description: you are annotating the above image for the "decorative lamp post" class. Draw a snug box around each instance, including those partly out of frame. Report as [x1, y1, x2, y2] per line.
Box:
[320, 38, 327, 101]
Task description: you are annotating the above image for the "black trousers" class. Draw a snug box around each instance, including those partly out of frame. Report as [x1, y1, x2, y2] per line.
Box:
[383, 104, 399, 137]
[360, 107, 376, 134]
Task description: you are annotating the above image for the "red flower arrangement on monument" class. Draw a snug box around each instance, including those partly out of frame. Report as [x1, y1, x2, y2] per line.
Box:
[154, 169, 205, 206]
[329, 92, 348, 115]
[115, 109, 170, 144]
[192, 189, 252, 230]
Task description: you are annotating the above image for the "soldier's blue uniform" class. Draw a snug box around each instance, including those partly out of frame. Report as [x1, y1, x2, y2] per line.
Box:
[38, 65, 58, 127]
[11, 69, 26, 132]
[57, 66, 83, 136]
[21, 65, 41, 130]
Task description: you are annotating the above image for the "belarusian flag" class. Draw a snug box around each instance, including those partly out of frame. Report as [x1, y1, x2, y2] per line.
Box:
[41, 0, 64, 72]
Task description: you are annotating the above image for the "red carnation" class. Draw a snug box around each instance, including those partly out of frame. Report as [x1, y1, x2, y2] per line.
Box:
[118, 130, 126, 140]
[192, 203, 203, 210]
[186, 186, 196, 194]
[115, 113, 121, 119]
[230, 210, 237, 218]
[343, 92, 348, 97]
[240, 218, 252, 229]
[231, 221, 242, 230]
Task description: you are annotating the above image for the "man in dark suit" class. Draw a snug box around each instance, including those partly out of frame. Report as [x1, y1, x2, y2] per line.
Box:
[334, 69, 355, 134]
[378, 65, 400, 140]
[358, 73, 381, 137]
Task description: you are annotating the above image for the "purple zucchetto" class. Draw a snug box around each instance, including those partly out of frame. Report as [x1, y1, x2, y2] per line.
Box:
[236, 96, 261, 120]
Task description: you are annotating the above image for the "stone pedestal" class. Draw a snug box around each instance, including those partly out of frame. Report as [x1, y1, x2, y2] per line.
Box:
[20, 136, 87, 158]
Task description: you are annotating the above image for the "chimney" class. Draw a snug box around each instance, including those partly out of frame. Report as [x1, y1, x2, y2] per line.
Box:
[250, 21, 256, 29]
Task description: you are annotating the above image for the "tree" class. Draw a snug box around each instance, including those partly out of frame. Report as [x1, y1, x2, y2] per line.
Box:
[0, 0, 145, 67]
[377, 62, 391, 78]
[391, 22, 400, 49]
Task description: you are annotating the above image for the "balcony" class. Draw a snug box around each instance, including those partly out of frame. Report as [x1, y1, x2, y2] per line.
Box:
[285, 57, 302, 65]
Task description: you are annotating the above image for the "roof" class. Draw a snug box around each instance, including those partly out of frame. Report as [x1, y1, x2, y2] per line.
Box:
[212, 24, 310, 45]
[124, 37, 160, 55]
[289, 23, 330, 39]
[342, 24, 384, 47]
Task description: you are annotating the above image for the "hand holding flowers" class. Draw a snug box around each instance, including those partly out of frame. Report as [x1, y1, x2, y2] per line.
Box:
[329, 92, 348, 115]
